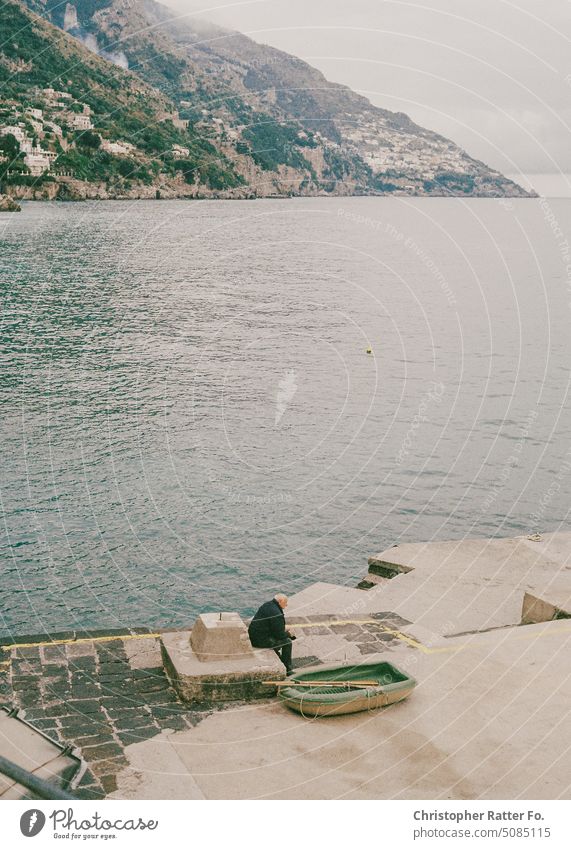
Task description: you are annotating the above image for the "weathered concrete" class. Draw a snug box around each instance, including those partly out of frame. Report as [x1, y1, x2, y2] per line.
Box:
[190, 612, 253, 662]
[287, 582, 368, 617]
[521, 590, 571, 625]
[0, 618, 408, 798]
[0, 635, 211, 799]
[4, 532, 571, 800]
[107, 532, 571, 799]
[107, 735, 205, 800]
[288, 613, 417, 665]
[368, 550, 414, 577]
[113, 620, 571, 799]
[161, 631, 285, 703]
[290, 533, 571, 637]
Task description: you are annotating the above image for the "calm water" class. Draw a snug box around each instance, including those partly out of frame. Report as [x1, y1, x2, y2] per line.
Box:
[1, 197, 570, 638]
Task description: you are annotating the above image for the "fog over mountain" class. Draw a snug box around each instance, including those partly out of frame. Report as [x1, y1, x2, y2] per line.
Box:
[17, 0, 532, 198]
[164, 0, 571, 185]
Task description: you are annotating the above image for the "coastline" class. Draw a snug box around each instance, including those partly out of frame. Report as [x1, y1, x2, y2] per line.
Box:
[2, 177, 537, 204]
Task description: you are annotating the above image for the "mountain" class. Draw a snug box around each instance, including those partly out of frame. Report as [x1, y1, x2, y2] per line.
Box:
[0, 0, 247, 199]
[3, 0, 532, 198]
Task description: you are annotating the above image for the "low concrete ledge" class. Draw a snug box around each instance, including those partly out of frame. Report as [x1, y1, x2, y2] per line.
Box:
[367, 552, 414, 579]
[521, 591, 571, 625]
[160, 631, 285, 703]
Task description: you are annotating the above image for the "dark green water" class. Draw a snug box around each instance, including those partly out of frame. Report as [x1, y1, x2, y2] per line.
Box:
[1, 198, 570, 638]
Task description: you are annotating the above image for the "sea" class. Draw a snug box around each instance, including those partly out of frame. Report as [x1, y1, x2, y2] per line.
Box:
[1, 196, 570, 638]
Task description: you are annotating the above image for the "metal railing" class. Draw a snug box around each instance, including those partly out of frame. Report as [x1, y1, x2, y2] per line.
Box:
[0, 755, 77, 800]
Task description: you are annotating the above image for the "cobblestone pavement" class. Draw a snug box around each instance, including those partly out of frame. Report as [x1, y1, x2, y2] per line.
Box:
[0, 634, 213, 799]
[0, 613, 416, 799]
[289, 612, 417, 657]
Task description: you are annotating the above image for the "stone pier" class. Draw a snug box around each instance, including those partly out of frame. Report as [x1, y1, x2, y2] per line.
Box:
[160, 612, 284, 703]
[1, 532, 570, 800]
[111, 532, 571, 799]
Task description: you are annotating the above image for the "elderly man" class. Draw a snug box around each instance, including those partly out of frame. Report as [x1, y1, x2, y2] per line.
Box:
[248, 593, 295, 675]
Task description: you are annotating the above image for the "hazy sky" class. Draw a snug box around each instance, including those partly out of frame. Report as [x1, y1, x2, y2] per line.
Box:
[163, 0, 571, 181]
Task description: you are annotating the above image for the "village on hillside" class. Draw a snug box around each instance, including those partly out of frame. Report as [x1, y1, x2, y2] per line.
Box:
[0, 87, 194, 182]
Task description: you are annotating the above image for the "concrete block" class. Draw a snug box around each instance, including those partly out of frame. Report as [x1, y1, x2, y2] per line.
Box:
[161, 631, 285, 703]
[190, 612, 253, 662]
[367, 550, 414, 578]
[521, 591, 571, 624]
[110, 732, 205, 800]
[287, 582, 370, 617]
[123, 637, 162, 670]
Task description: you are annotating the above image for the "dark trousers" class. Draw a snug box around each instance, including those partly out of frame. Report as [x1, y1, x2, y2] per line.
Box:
[251, 636, 293, 672]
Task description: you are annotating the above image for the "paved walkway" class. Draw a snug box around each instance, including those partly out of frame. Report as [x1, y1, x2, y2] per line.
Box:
[2, 532, 570, 799]
[0, 634, 212, 798]
[0, 613, 414, 798]
[111, 620, 571, 800]
[289, 612, 417, 665]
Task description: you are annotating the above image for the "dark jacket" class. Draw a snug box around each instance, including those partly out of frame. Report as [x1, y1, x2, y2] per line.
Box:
[248, 599, 288, 647]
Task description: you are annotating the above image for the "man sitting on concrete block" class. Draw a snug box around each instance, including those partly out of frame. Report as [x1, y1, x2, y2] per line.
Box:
[248, 594, 295, 676]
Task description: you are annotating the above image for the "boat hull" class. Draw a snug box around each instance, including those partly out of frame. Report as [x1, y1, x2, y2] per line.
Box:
[279, 661, 416, 718]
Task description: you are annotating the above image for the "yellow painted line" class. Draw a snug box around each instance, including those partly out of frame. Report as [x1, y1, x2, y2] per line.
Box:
[7, 618, 564, 658]
[377, 624, 426, 651]
[419, 645, 460, 655]
[1, 632, 161, 652]
[290, 617, 571, 656]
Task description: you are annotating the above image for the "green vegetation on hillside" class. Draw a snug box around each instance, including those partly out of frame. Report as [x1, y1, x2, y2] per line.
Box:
[241, 119, 316, 173]
[0, 0, 242, 191]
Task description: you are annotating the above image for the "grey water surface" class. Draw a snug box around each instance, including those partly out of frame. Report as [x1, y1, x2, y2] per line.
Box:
[1, 197, 570, 638]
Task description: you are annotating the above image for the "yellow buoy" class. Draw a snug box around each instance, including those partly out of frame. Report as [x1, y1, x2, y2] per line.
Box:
[366, 347, 372, 354]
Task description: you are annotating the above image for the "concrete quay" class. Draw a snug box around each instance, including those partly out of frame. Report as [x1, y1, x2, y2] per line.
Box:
[112, 620, 571, 799]
[1, 532, 570, 799]
[289, 531, 571, 638]
[110, 532, 571, 799]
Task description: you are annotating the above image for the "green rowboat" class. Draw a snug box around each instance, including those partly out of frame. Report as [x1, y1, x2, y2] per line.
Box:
[279, 661, 416, 717]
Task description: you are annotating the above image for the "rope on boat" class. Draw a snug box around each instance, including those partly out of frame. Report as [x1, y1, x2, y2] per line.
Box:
[292, 682, 381, 718]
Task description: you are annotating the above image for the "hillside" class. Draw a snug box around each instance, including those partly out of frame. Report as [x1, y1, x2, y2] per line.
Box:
[26, 0, 532, 198]
[0, 1, 248, 199]
[2, 0, 533, 198]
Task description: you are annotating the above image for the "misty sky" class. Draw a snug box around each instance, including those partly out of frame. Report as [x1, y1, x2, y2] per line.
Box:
[164, 0, 571, 185]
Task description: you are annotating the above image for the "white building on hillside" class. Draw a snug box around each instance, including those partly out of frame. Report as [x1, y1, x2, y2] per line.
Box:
[171, 144, 190, 158]
[100, 139, 135, 155]
[68, 114, 93, 131]
[40, 149, 58, 161]
[44, 89, 72, 101]
[24, 152, 51, 176]
[1, 126, 26, 144]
